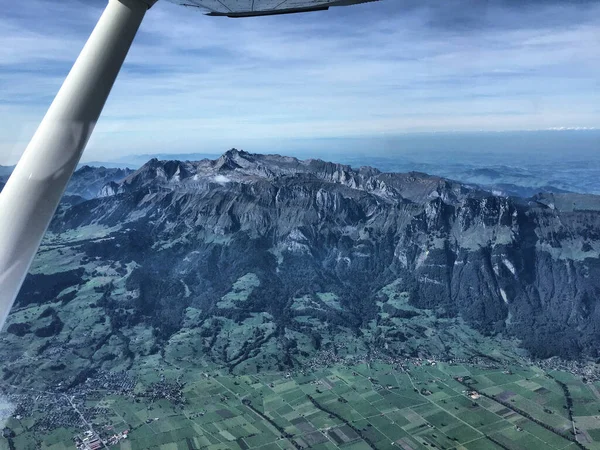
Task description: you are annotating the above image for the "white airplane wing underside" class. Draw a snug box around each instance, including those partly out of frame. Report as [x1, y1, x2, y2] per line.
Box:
[166, 0, 378, 17]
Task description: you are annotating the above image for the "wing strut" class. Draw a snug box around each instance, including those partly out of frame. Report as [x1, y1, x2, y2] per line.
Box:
[0, 0, 153, 329]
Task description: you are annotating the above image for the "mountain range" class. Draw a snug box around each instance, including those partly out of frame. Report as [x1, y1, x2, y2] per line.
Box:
[2, 149, 600, 388]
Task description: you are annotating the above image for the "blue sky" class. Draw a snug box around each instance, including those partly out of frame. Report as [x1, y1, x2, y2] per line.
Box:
[0, 0, 599, 164]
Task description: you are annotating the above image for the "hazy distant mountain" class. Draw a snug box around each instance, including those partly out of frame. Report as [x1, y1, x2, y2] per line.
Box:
[344, 155, 600, 196]
[66, 166, 135, 200]
[105, 152, 221, 169]
[0, 165, 134, 199]
[79, 161, 135, 170]
[484, 183, 572, 198]
[0, 165, 13, 180]
[2, 150, 600, 388]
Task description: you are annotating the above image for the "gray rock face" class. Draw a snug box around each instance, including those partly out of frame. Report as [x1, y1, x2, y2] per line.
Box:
[98, 181, 120, 198]
[40, 150, 600, 360]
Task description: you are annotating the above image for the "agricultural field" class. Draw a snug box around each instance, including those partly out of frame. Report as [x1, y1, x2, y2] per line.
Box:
[2, 361, 600, 450]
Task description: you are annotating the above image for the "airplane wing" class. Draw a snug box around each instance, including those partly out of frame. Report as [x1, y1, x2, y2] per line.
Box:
[167, 0, 378, 17]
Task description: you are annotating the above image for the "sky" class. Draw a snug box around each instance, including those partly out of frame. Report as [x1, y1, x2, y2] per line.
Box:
[0, 0, 599, 165]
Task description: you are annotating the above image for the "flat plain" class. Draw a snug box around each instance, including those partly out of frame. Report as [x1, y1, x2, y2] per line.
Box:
[2, 360, 600, 450]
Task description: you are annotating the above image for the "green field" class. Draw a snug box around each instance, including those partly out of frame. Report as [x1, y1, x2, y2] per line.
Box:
[2, 361, 600, 450]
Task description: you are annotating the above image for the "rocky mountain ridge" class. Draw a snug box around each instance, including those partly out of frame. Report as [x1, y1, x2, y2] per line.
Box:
[3, 150, 600, 387]
[60, 151, 600, 354]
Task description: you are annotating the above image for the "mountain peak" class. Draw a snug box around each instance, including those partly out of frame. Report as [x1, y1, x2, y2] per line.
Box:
[224, 148, 248, 158]
[75, 165, 94, 174]
[214, 151, 243, 171]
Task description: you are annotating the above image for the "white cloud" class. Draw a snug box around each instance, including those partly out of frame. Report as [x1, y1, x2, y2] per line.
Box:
[214, 174, 230, 184]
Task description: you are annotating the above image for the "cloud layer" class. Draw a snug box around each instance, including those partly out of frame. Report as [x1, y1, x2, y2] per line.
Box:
[1, 0, 599, 163]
